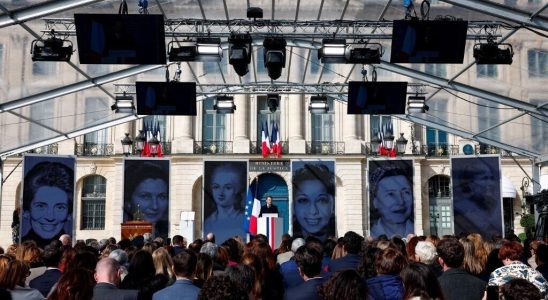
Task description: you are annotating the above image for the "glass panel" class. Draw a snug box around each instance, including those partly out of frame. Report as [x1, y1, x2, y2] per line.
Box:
[143, 115, 167, 141]
[477, 65, 498, 78]
[202, 97, 225, 141]
[81, 175, 106, 230]
[32, 61, 57, 76]
[528, 49, 547, 78]
[311, 98, 334, 142]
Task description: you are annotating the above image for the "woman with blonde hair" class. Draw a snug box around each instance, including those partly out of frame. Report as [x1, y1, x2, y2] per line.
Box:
[15, 242, 44, 285]
[467, 233, 488, 269]
[459, 237, 485, 276]
[152, 247, 176, 286]
[0, 260, 43, 300]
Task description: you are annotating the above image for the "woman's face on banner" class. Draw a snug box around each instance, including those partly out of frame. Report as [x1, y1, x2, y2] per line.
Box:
[131, 178, 169, 223]
[30, 186, 69, 239]
[294, 179, 334, 235]
[469, 163, 496, 195]
[211, 168, 240, 210]
[374, 175, 413, 224]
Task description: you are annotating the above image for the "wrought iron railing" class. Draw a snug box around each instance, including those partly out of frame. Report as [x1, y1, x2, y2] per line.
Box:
[194, 141, 233, 154]
[18, 143, 58, 156]
[306, 141, 345, 155]
[250, 141, 289, 155]
[75, 143, 114, 156]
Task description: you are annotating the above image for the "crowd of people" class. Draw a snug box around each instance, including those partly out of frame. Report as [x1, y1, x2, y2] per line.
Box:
[0, 231, 547, 300]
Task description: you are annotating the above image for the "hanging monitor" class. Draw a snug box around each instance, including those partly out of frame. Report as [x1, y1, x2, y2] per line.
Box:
[136, 81, 197, 116]
[347, 81, 408, 115]
[390, 19, 468, 64]
[74, 14, 166, 64]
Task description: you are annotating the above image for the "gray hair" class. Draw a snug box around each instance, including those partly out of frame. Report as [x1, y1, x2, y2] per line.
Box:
[291, 238, 305, 253]
[415, 241, 437, 264]
[109, 249, 129, 267]
[200, 242, 219, 258]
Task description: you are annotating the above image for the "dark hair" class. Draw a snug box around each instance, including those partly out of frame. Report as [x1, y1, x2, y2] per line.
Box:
[498, 241, 523, 262]
[225, 264, 255, 295]
[172, 235, 184, 246]
[401, 262, 445, 300]
[23, 161, 74, 211]
[295, 245, 323, 278]
[536, 243, 548, 265]
[123, 160, 169, 218]
[391, 236, 407, 255]
[198, 275, 248, 300]
[65, 251, 98, 273]
[172, 249, 196, 277]
[436, 238, 464, 268]
[358, 245, 379, 279]
[47, 268, 95, 300]
[42, 245, 63, 267]
[319, 270, 367, 300]
[194, 253, 213, 287]
[375, 248, 407, 275]
[127, 250, 155, 278]
[500, 278, 542, 300]
[323, 239, 337, 258]
[221, 238, 242, 263]
[343, 231, 364, 254]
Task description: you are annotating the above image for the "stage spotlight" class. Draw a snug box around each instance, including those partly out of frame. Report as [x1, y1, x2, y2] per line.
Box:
[345, 43, 382, 64]
[309, 95, 329, 114]
[318, 39, 346, 63]
[168, 41, 196, 62]
[31, 30, 73, 62]
[267, 94, 280, 113]
[111, 93, 135, 113]
[168, 38, 222, 62]
[229, 32, 252, 76]
[407, 95, 429, 113]
[473, 41, 513, 65]
[263, 38, 287, 80]
[214, 95, 236, 114]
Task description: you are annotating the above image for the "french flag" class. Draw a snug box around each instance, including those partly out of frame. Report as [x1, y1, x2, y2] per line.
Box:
[243, 183, 261, 235]
[261, 121, 271, 157]
[273, 122, 281, 158]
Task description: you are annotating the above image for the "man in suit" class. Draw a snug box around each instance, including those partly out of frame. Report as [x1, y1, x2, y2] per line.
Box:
[284, 245, 324, 300]
[29, 245, 62, 297]
[93, 258, 139, 300]
[172, 235, 186, 256]
[437, 238, 486, 300]
[328, 231, 364, 273]
[259, 195, 279, 217]
[153, 249, 200, 300]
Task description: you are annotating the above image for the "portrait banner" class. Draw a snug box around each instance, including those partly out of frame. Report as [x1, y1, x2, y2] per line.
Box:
[123, 158, 170, 239]
[291, 160, 336, 242]
[451, 155, 503, 238]
[368, 159, 414, 238]
[203, 160, 248, 244]
[21, 155, 76, 249]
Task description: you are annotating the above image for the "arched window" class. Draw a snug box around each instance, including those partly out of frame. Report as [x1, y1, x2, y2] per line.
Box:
[428, 175, 452, 236]
[81, 175, 106, 230]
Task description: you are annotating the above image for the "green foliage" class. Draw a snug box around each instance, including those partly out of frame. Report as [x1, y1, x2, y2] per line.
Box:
[518, 232, 527, 241]
[520, 214, 536, 228]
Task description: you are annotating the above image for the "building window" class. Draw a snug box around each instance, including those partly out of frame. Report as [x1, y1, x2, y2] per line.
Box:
[32, 61, 57, 76]
[425, 64, 446, 78]
[370, 115, 392, 139]
[202, 97, 225, 141]
[428, 175, 452, 236]
[81, 175, 106, 230]
[477, 64, 498, 78]
[84, 97, 109, 154]
[428, 175, 450, 198]
[257, 96, 281, 152]
[311, 97, 334, 142]
[528, 49, 547, 78]
[30, 101, 54, 141]
[426, 127, 448, 155]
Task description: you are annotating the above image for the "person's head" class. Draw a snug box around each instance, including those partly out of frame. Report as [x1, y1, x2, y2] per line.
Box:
[206, 233, 215, 244]
[127, 250, 155, 277]
[172, 249, 197, 278]
[414, 241, 437, 264]
[95, 258, 122, 286]
[208, 163, 245, 212]
[436, 238, 464, 269]
[152, 247, 174, 277]
[42, 245, 62, 268]
[0, 260, 30, 289]
[59, 234, 72, 247]
[375, 247, 407, 275]
[319, 269, 367, 300]
[536, 243, 548, 266]
[343, 231, 364, 255]
[498, 241, 523, 263]
[225, 264, 255, 296]
[459, 158, 497, 197]
[500, 278, 542, 300]
[292, 163, 335, 238]
[197, 274, 248, 300]
[108, 249, 129, 267]
[172, 235, 185, 247]
[401, 262, 445, 300]
[200, 242, 219, 259]
[265, 195, 273, 206]
[370, 164, 413, 227]
[47, 268, 95, 300]
[195, 253, 213, 283]
[291, 238, 306, 253]
[23, 161, 74, 240]
[65, 250, 98, 273]
[295, 245, 323, 279]
[124, 161, 169, 223]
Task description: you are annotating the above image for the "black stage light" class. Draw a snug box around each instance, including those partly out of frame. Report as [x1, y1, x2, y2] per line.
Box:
[229, 32, 252, 76]
[267, 94, 280, 113]
[168, 42, 196, 62]
[309, 95, 329, 114]
[263, 38, 287, 80]
[31, 30, 73, 62]
[214, 95, 236, 114]
[112, 93, 135, 113]
[473, 42, 513, 65]
[247, 7, 263, 19]
[407, 95, 428, 113]
[345, 43, 382, 64]
[318, 39, 346, 63]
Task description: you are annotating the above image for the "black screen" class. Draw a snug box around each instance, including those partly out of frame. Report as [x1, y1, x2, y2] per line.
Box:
[347, 81, 408, 115]
[74, 14, 166, 64]
[390, 20, 468, 64]
[136, 82, 197, 116]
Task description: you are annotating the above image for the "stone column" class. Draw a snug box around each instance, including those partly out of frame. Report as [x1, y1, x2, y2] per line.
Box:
[233, 94, 250, 153]
[288, 94, 306, 153]
[172, 65, 195, 153]
[343, 113, 362, 154]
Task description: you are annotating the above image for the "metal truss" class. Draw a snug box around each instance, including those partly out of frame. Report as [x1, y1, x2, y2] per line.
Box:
[42, 18, 500, 40]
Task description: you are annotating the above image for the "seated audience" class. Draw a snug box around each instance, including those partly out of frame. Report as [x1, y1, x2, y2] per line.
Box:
[93, 257, 138, 300]
[172, 235, 186, 256]
[153, 250, 199, 300]
[284, 245, 325, 300]
[367, 247, 407, 300]
[328, 231, 364, 273]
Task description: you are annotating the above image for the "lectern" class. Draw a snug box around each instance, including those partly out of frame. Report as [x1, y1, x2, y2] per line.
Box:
[121, 220, 153, 240]
[257, 214, 284, 250]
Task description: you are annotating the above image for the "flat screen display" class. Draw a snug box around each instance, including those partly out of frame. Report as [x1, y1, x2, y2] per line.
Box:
[136, 81, 197, 116]
[390, 20, 468, 64]
[74, 14, 166, 64]
[347, 81, 408, 115]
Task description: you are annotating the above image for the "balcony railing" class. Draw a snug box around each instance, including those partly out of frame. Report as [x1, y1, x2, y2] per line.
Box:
[194, 141, 233, 154]
[75, 143, 114, 156]
[18, 144, 58, 156]
[250, 141, 289, 155]
[307, 141, 345, 155]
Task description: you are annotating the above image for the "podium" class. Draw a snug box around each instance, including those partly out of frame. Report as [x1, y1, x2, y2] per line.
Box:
[257, 215, 284, 250]
[121, 221, 153, 240]
[179, 211, 195, 243]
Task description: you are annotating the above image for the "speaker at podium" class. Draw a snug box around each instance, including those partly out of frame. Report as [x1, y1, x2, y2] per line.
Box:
[257, 213, 283, 250]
